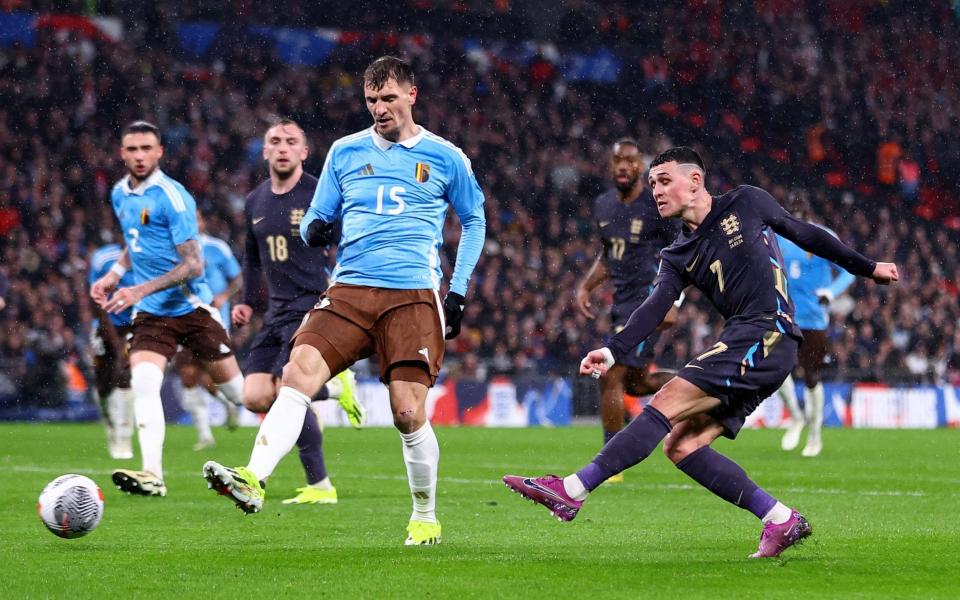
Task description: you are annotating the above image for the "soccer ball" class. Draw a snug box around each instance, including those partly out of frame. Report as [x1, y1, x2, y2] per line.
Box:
[38, 474, 105, 539]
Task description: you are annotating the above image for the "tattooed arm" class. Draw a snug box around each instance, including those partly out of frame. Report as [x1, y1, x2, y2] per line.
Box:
[103, 240, 204, 314]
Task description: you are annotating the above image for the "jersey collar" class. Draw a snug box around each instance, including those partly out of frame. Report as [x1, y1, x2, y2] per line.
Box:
[120, 169, 165, 196]
[370, 125, 425, 151]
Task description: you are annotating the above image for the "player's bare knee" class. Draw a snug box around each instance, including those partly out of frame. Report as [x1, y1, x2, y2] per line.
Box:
[393, 406, 424, 432]
[179, 366, 200, 388]
[280, 360, 312, 392]
[662, 434, 699, 464]
[243, 392, 273, 414]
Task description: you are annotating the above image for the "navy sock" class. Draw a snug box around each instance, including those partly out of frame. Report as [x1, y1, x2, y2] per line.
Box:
[313, 386, 329, 402]
[603, 429, 617, 444]
[675, 446, 777, 519]
[296, 409, 327, 485]
[577, 406, 672, 491]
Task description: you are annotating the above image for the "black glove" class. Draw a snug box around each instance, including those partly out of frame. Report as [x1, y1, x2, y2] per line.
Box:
[443, 292, 466, 340]
[304, 219, 336, 247]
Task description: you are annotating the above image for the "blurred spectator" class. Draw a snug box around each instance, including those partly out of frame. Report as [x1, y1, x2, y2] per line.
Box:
[0, 1, 958, 412]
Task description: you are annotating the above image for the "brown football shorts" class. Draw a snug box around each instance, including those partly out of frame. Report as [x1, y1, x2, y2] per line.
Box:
[129, 307, 233, 362]
[291, 283, 445, 387]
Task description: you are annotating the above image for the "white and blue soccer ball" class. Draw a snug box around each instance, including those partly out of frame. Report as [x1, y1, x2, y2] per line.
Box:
[38, 474, 104, 539]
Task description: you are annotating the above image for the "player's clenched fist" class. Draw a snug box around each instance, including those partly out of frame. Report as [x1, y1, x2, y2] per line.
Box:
[580, 347, 615, 378]
[231, 304, 253, 327]
[871, 262, 899, 285]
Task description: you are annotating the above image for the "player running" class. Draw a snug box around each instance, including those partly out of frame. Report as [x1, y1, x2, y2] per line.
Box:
[203, 57, 486, 545]
[775, 192, 855, 457]
[88, 241, 136, 460]
[505, 147, 898, 558]
[575, 138, 679, 476]
[228, 118, 362, 506]
[91, 120, 245, 497]
[176, 210, 243, 451]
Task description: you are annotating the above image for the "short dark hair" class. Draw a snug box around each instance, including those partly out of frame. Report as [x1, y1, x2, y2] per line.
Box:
[649, 146, 705, 173]
[611, 137, 640, 153]
[121, 120, 161, 144]
[265, 117, 306, 140]
[268, 116, 303, 131]
[363, 55, 415, 90]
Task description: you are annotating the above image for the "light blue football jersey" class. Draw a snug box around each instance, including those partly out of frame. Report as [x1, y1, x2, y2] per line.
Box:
[110, 169, 213, 317]
[89, 243, 136, 327]
[302, 126, 486, 296]
[199, 233, 241, 330]
[777, 225, 855, 330]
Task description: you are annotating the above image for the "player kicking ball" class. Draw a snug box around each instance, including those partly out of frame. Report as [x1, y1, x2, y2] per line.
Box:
[504, 147, 898, 558]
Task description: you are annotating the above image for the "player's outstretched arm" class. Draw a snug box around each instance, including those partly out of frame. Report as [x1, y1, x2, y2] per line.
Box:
[104, 240, 203, 314]
[754, 189, 890, 280]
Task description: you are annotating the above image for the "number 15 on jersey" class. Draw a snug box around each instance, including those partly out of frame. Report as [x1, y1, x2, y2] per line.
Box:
[375, 185, 405, 215]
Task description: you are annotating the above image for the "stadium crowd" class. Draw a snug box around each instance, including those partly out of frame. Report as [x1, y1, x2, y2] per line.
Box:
[1, 0, 958, 408]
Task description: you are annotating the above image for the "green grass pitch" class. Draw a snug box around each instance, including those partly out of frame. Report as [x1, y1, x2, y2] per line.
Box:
[2, 423, 958, 598]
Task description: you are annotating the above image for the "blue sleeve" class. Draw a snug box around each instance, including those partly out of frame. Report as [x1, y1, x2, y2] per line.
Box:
[87, 254, 100, 285]
[750, 187, 876, 278]
[165, 189, 199, 247]
[446, 153, 486, 297]
[607, 258, 684, 362]
[220, 245, 242, 280]
[827, 262, 856, 298]
[301, 147, 343, 242]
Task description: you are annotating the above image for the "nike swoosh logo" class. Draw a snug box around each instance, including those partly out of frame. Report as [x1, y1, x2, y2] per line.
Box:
[524, 478, 567, 503]
[599, 221, 610, 228]
[252, 217, 265, 225]
[685, 255, 700, 271]
[684, 364, 704, 370]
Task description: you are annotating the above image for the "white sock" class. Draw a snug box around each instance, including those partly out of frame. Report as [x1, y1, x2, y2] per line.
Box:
[309, 477, 333, 491]
[806, 382, 825, 440]
[114, 387, 135, 451]
[563, 474, 588, 501]
[182, 385, 213, 442]
[246, 386, 311, 482]
[324, 376, 343, 400]
[400, 421, 439, 523]
[131, 362, 166, 479]
[215, 373, 244, 407]
[777, 374, 803, 423]
[762, 501, 792, 525]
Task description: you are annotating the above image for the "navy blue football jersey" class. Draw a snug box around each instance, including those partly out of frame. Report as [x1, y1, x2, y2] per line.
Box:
[243, 174, 329, 322]
[608, 185, 876, 362]
[593, 188, 679, 307]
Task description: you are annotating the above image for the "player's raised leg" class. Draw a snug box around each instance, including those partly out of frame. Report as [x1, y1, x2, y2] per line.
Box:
[204, 342, 331, 513]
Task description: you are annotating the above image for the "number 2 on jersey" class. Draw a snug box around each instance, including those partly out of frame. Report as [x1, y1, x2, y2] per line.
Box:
[375, 185, 405, 215]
